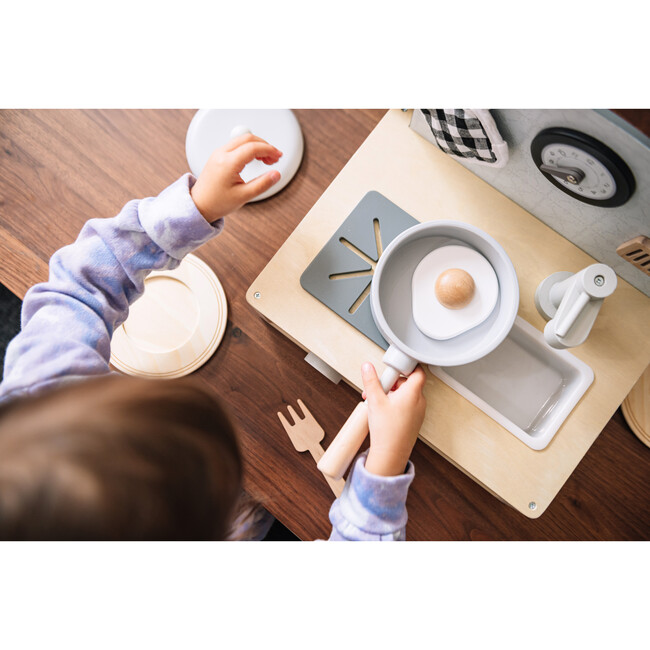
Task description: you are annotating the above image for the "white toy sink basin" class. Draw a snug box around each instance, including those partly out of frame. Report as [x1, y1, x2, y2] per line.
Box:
[429, 316, 594, 450]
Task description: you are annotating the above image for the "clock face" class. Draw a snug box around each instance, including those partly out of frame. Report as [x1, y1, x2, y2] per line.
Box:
[540, 143, 617, 200]
[531, 127, 635, 208]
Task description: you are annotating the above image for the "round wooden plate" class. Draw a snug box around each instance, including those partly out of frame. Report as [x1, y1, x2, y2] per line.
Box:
[621, 364, 649, 448]
[110, 254, 227, 379]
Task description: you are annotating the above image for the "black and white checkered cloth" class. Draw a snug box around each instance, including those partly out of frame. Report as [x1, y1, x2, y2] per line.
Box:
[420, 109, 497, 164]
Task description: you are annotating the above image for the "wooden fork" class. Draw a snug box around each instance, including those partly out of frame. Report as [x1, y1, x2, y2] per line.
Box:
[277, 399, 346, 498]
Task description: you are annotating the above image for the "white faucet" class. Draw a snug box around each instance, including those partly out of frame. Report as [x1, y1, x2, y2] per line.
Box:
[534, 263, 617, 349]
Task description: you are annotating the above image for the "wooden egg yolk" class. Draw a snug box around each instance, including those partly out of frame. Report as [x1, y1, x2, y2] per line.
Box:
[435, 268, 476, 310]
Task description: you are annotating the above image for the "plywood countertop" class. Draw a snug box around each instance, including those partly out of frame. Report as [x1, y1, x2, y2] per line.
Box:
[248, 109, 650, 518]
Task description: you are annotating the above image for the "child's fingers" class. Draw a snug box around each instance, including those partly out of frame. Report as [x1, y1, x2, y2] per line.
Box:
[391, 377, 407, 391]
[402, 366, 427, 396]
[224, 132, 268, 151]
[231, 142, 282, 171]
[361, 363, 387, 407]
[238, 170, 281, 202]
[362, 372, 408, 399]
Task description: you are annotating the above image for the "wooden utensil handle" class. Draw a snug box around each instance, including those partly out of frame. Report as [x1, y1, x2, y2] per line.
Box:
[317, 401, 369, 480]
[308, 444, 346, 497]
[324, 474, 346, 497]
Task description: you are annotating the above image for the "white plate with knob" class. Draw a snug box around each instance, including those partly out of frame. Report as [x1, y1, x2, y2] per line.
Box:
[185, 109, 304, 202]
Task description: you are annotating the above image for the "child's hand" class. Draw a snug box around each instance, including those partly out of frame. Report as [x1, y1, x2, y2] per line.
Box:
[362, 363, 427, 476]
[190, 134, 283, 222]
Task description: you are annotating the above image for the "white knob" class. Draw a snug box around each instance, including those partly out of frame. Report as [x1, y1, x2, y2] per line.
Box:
[230, 124, 252, 139]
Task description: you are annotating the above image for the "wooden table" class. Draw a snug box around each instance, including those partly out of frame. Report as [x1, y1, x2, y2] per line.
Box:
[1, 109, 648, 540]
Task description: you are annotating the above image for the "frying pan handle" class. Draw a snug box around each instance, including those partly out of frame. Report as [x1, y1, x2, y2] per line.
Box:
[317, 349, 417, 480]
[382, 345, 418, 379]
[379, 366, 401, 392]
[317, 401, 369, 480]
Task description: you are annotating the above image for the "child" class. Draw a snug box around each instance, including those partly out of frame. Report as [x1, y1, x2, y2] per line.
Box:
[0, 133, 427, 541]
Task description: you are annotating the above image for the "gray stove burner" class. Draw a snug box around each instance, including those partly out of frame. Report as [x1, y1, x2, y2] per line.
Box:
[300, 191, 419, 348]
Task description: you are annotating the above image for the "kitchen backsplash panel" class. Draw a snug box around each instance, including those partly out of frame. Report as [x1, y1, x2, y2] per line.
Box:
[413, 109, 650, 297]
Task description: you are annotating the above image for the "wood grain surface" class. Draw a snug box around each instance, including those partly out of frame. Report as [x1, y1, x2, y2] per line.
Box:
[622, 365, 650, 447]
[1, 109, 649, 540]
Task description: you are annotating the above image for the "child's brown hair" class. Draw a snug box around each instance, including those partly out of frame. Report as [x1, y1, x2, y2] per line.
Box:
[0, 374, 242, 540]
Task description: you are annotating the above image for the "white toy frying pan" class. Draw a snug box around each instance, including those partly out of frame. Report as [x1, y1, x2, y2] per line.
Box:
[317, 220, 519, 480]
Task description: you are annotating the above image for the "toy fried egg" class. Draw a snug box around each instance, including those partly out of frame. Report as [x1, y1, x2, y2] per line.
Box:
[412, 245, 499, 340]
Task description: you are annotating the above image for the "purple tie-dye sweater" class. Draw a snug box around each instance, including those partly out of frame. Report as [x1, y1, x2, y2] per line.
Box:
[0, 174, 414, 541]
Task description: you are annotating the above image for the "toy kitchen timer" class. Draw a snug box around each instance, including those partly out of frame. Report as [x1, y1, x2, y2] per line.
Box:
[530, 127, 636, 208]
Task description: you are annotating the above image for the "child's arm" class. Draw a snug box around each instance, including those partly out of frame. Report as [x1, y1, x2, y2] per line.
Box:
[0, 135, 282, 402]
[328, 364, 427, 541]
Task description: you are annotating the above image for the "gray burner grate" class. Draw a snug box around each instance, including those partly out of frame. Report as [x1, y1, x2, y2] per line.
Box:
[300, 191, 419, 348]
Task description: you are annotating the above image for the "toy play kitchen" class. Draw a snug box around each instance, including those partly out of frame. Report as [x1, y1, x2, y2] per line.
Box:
[246, 110, 650, 518]
[315, 216, 521, 479]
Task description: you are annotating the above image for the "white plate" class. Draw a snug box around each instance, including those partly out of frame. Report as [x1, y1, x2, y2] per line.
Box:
[110, 254, 227, 379]
[185, 109, 304, 202]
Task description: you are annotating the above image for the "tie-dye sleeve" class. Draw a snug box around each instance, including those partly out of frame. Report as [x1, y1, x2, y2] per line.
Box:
[328, 450, 415, 541]
[0, 174, 222, 402]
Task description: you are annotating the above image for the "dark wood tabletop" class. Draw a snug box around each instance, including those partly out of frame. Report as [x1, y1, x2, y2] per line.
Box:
[0, 109, 648, 540]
